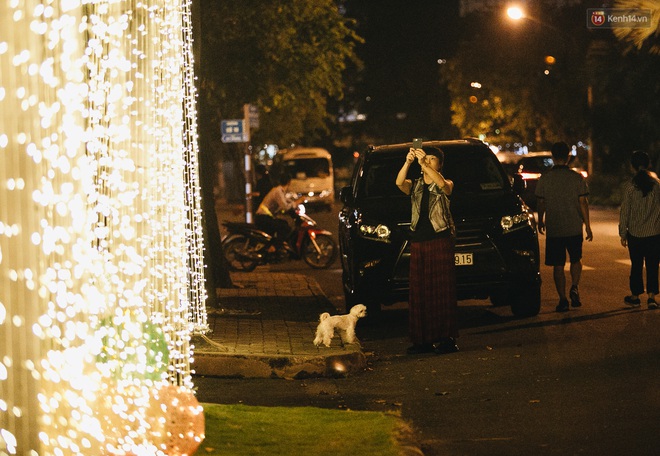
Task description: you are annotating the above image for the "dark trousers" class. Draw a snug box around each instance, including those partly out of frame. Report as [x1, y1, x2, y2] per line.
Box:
[255, 214, 291, 245]
[627, 234, 660, 295]
[408, 237, 458, 345]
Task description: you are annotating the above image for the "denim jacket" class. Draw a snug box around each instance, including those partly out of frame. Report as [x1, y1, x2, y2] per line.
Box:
[410, 178, 454, 234]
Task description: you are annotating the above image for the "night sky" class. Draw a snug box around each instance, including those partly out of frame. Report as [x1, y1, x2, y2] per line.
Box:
[341, 0, 462, 141]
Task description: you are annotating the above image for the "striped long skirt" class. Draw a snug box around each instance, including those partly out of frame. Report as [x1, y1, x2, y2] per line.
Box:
[408, 236, 458, 345]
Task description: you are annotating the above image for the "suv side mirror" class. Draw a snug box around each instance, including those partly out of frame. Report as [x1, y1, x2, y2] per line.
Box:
[339, 186, 354, 205]
[511, 174, 526, 195]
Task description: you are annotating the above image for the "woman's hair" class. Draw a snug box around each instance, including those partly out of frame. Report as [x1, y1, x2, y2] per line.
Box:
[425, 147, 444, 164]
[630, 150, 654, 197]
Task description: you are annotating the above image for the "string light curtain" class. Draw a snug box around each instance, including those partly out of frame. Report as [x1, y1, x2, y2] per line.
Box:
[0, 0, 206, 454]
[182, 0, 208, 335]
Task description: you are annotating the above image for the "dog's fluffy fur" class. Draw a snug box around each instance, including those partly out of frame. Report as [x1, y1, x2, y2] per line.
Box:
[313, 304, 367, 347]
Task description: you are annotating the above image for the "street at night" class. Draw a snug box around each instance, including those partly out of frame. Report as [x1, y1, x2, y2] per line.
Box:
[197, 205, 660, 455]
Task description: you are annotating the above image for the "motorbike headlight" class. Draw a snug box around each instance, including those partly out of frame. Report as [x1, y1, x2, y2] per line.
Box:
[359, 223, 391, 242]
[501, 210, 533, 233]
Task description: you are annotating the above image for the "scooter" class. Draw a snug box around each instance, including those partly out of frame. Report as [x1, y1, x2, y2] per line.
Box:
[221, 204, 338, 271]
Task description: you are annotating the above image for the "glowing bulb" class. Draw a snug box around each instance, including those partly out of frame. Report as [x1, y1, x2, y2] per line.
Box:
[507, 6, 525, 20]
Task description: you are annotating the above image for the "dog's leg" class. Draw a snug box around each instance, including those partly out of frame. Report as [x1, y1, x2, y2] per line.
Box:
[344, 325, 357, 344]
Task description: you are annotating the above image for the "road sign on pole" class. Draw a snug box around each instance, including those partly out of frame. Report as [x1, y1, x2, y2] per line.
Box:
[221, 119, 249, 143]
[244, 103, 259, 129]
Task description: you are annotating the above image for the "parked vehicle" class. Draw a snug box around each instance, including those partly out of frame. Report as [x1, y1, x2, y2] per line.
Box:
[338, 139, 541, 317]
[222, 204, 338, 271]
[499, 151, 588, 210]
[276, 147, 334, 211]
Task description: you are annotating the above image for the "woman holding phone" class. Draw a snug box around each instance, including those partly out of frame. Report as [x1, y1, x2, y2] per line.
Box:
[395, 142, 459, 355]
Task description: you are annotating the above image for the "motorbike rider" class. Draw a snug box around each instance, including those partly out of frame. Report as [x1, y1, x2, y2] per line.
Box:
[255, 173, 305, 248]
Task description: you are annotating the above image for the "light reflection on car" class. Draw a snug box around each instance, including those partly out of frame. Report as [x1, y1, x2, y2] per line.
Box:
[498, 151, 588, 210]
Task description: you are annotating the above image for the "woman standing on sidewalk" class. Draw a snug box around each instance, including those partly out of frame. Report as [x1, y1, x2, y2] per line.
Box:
[395, 145, 458, 355]
[619, 150, 660, 309]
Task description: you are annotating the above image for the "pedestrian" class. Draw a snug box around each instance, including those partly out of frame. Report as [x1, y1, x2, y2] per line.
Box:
[395, 145, 459, 354]
[255, 173, 304, 247]
[619, 150, 660, 309]
[535, 141, 593, 312]
[251, 164, 273, 210]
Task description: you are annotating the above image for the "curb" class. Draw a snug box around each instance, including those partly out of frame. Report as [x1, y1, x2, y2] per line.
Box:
[193, 349, 366, 380]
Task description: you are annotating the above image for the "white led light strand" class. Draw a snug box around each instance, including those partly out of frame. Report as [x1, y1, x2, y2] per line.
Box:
[182, 0, 209, 336]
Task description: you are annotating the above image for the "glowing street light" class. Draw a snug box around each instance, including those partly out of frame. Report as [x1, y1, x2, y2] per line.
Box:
[506, 5, 525, 21]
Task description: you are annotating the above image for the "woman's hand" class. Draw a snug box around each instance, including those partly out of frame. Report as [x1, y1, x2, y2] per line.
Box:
[414, 149, 426, 166]
[406, 149, 416, 163]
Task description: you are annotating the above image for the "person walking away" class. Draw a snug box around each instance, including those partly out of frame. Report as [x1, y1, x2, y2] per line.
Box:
[395, 145, 459, 354]
[535, 141, 593, 312]
[251, 164, 273, 210]
[255, 173, 304, 248]
[619, 150, 660, 309]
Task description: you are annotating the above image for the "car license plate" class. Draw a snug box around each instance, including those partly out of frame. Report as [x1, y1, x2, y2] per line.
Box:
[455, 253, 473, 266]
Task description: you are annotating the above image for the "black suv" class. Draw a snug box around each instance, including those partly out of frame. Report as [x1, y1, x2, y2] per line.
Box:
[338, 139, 541, 318]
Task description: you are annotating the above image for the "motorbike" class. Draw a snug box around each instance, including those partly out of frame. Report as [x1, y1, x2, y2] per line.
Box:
[221, 204, 338, 271]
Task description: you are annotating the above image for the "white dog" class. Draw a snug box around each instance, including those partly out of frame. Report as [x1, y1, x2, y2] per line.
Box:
[313, 304, 367, 347]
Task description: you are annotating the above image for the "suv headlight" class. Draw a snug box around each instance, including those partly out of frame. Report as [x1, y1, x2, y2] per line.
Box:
[501, 211, 533, 233]
[359, 223, 391, 242]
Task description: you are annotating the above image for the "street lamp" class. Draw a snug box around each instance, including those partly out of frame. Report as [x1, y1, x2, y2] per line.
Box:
[506, 5, 525, 21]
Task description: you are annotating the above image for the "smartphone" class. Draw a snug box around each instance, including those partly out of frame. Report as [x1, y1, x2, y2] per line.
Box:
[412, 138, 423, 149]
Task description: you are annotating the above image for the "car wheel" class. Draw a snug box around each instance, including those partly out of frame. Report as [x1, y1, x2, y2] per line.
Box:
[489, 290, 510, 307]
[509, 281, 541, 317]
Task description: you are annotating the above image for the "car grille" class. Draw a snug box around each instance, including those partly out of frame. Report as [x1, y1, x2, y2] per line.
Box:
[396, 218, 496, 250]
[454, 218, 496, 250]
[392, 217, 500, 282]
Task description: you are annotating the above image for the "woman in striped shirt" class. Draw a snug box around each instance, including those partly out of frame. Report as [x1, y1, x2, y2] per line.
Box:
[619, 150, 660, 309]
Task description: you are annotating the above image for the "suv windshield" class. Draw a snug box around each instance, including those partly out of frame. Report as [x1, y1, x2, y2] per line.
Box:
[360, 145, 507, 199]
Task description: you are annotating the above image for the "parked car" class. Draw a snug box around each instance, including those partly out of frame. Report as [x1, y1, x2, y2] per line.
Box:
[338, 139, 541, 318]
[499, 151, 588, 210]
[274, 147, 335, 211]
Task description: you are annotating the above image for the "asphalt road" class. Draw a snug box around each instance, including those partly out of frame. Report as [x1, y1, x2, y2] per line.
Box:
[198, 204, 660, 456]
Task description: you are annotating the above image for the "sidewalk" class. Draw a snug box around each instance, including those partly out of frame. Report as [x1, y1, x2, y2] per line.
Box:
[191, 271, 366, 379]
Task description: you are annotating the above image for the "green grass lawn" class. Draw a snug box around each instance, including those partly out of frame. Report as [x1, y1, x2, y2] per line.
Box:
[198, 403, 416, 456]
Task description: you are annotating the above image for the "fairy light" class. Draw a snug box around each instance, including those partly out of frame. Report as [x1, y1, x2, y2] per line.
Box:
[1, 0, 207, 454]
[182, 0, 208, 336]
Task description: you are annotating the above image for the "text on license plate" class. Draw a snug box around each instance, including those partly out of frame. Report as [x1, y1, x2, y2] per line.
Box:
[455, 253, 473, 266]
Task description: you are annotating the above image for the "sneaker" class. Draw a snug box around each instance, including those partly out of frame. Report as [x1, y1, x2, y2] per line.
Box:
[432, 338, 459, 355]
[624, 295, 641, 307]
[406, 343, 434, 355]
[648, 298, 658, 309]
[555, 298, 570, 312]
[569, 286, 582, 308]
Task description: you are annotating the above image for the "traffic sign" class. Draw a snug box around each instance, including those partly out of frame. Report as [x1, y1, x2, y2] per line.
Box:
[245, 104, 259, 129]
[221, 119, 248, 143]
[222, 133, 249, 143]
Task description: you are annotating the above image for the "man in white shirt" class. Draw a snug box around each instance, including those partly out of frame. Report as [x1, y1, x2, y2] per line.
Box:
[255, 173, 304, 246]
